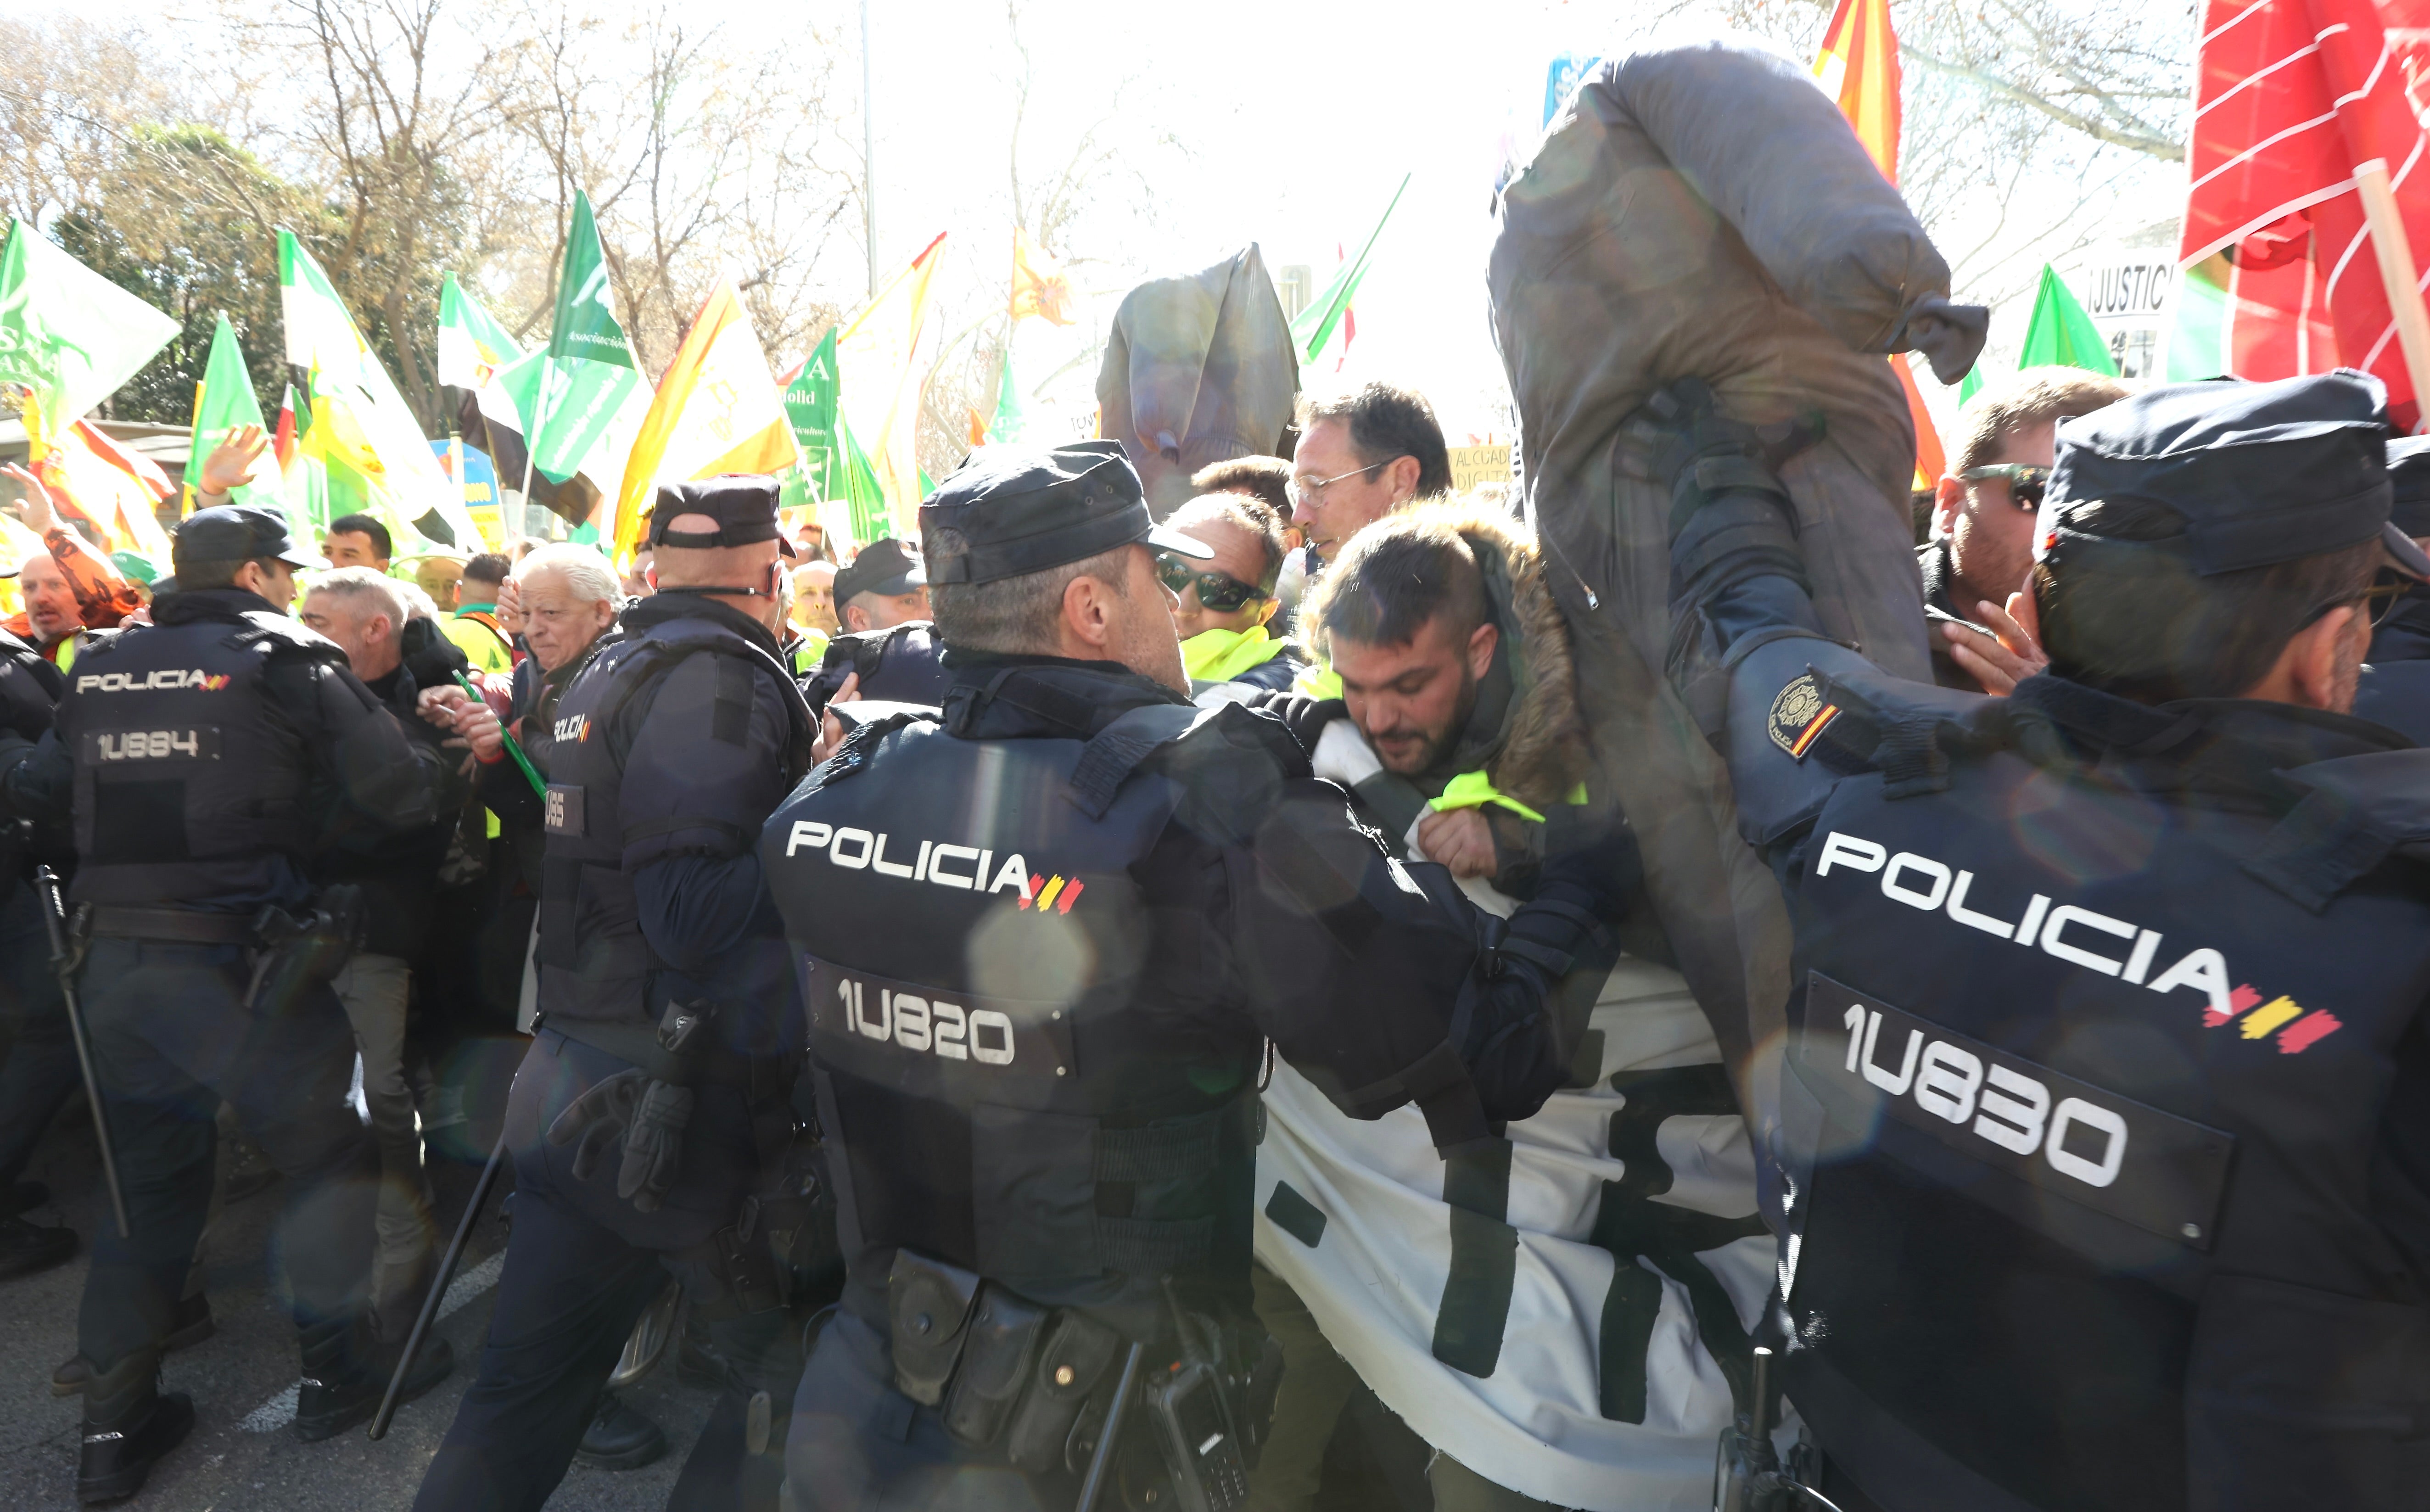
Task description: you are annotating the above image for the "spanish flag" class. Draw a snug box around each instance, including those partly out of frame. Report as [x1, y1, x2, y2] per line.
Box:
[614, 281, 801, 559]
[1813, 0, 1901, 186]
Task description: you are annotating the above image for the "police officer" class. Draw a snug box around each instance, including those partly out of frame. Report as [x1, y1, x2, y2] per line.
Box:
[1653, 372, 2430, 1511]
[805, 539, 947, 711]
[761, 440, 1631, 1512]
[413, 476, 818, 1512]
[0, 621, 79, 1278]
[0, 505, 455, 1501]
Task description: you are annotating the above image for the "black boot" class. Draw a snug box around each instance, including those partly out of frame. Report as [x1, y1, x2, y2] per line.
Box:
[0, 1214, 77, 1279]
[292, 1316, 454, 1442]
[55, 1293, 215, 1398]
[571, 1390, 666, 1471]
[76, 1351, 193, 1504]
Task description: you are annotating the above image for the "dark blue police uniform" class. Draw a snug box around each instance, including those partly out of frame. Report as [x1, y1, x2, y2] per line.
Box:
[1656, 374, 2430, 1512]
[414, 478, 817, 1512]
[761, 442, 1630, 1512]
[0, 507, 452, 1500]
[0, 626, 79, 1276]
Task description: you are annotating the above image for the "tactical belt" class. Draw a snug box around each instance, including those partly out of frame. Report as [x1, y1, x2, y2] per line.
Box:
[886, 1247, 1260, 1507]
[87, 904, 258, 945]
[543, 1019, 796, 1097]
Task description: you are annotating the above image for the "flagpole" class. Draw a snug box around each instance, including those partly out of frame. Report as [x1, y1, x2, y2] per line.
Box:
[516, 365, 553, 536]
[2355, 157, 2430, 430]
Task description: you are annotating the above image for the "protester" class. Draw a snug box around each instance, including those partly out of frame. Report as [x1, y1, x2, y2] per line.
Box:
[791, 559, 839, 635]
[415, 555, 466, 615]
[1288, 384, 1450, 569]
[621, 544, 654, 599]
[2, 462, 143, 668]
[297, 567, 474, 1338]
[444, 553, 517, 673]
[1192, 454, 1305, 626]
[324, 513, 395, 572]
[1162, 491, 1301, 696]
[1923, 368, 2128, 693]
[1246, 503, 1759, 1512]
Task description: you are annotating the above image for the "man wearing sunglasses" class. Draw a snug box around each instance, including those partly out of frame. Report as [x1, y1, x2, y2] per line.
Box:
[1655, 369, 2430, 1512]
[1160, 493, 1303, 696]
[1923, 369, 2128, 694]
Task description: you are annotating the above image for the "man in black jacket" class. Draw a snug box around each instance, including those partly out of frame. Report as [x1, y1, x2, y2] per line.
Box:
[0, 624, 78, 1279]
[0, 507, 456, 1501]
[299, 568, 473, 1337]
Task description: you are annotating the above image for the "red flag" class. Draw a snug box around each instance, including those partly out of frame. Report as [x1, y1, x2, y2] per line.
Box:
[2186, 0, 2430, 424]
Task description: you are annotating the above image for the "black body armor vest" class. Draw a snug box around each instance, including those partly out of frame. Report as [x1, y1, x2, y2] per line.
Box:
[59, 608, 345, 907]
[761, 703, 1264, 1336]
[535, 611, 808, 1028]
[1779, 678, 2430, 1512]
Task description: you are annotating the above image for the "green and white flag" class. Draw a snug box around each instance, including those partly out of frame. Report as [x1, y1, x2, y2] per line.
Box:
[1291, 173, 1408, 366]
[186, 312, 286, 518]
[437, 272, 524, 392]
[777, 328, 885, 540]
[519, 190, 648, 513]
[0, 219, 180, 441]
[279, 230, 483, 552]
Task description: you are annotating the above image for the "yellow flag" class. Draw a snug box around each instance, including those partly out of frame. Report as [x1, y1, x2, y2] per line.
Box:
[1009, 228, 1074, 325]
[614, 282, 801, 558]
[838, 234, 946, 534]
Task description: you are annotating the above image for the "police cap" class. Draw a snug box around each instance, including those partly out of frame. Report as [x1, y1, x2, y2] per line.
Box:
[833, 537, 925, 603]
[648, 475, 796, 558]
[173, 504, 324, 571]
[2041, 371, 2430, 580]
[919, 441, 1212, 585]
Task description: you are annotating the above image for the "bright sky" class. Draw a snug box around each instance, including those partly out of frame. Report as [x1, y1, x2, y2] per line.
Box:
[850, 0, 1655, 441]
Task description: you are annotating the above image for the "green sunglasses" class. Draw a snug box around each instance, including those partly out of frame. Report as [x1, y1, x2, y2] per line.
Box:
[1156, 553, 1269, 613]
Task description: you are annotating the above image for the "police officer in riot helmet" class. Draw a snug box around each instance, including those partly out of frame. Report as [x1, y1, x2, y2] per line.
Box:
[413, 476, 820, 1512]
[0, 505, 454, 1502]
[1651, 370, 2430, 1512]
[762, 440, 1632, 1512]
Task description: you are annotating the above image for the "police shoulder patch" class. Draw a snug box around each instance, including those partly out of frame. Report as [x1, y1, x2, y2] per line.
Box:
[1768, 673, 1841, 760]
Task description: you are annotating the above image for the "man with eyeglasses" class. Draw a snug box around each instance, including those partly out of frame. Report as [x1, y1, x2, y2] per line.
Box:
[1923, 369, 2128, 694]
[1287, 384, 1451, 570]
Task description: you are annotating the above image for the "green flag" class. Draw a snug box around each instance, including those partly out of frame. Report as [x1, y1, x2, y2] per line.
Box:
[1291, 174, 1409, 365]
[837, 417, 889, 547]
[548, 193, 634, 368]
[520, 190, 647, 510]
[985, 349, 1025, 444]
[279, 230, 485, 552]
[185, 313, 286, 517]
[782, 330, 844, 498]
[2017, 264, 2119, 377]
[437, 272, 525, 392]
[0, 219, 180, 441]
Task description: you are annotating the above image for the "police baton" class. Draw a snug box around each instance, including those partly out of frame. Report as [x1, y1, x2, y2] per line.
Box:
[450, 671, 547, 799]
[33, 866, 128, 1239]
[1075, 1342, 1145, 1512]
[369, 1119, 510, 1441]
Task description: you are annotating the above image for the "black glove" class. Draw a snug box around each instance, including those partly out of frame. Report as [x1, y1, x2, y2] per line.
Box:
[1238, 690, 1348, 755]
[1630, 379, 1814, 606]
[546, 1069, 695, 1213]
[1531, 810, 1643, 923]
